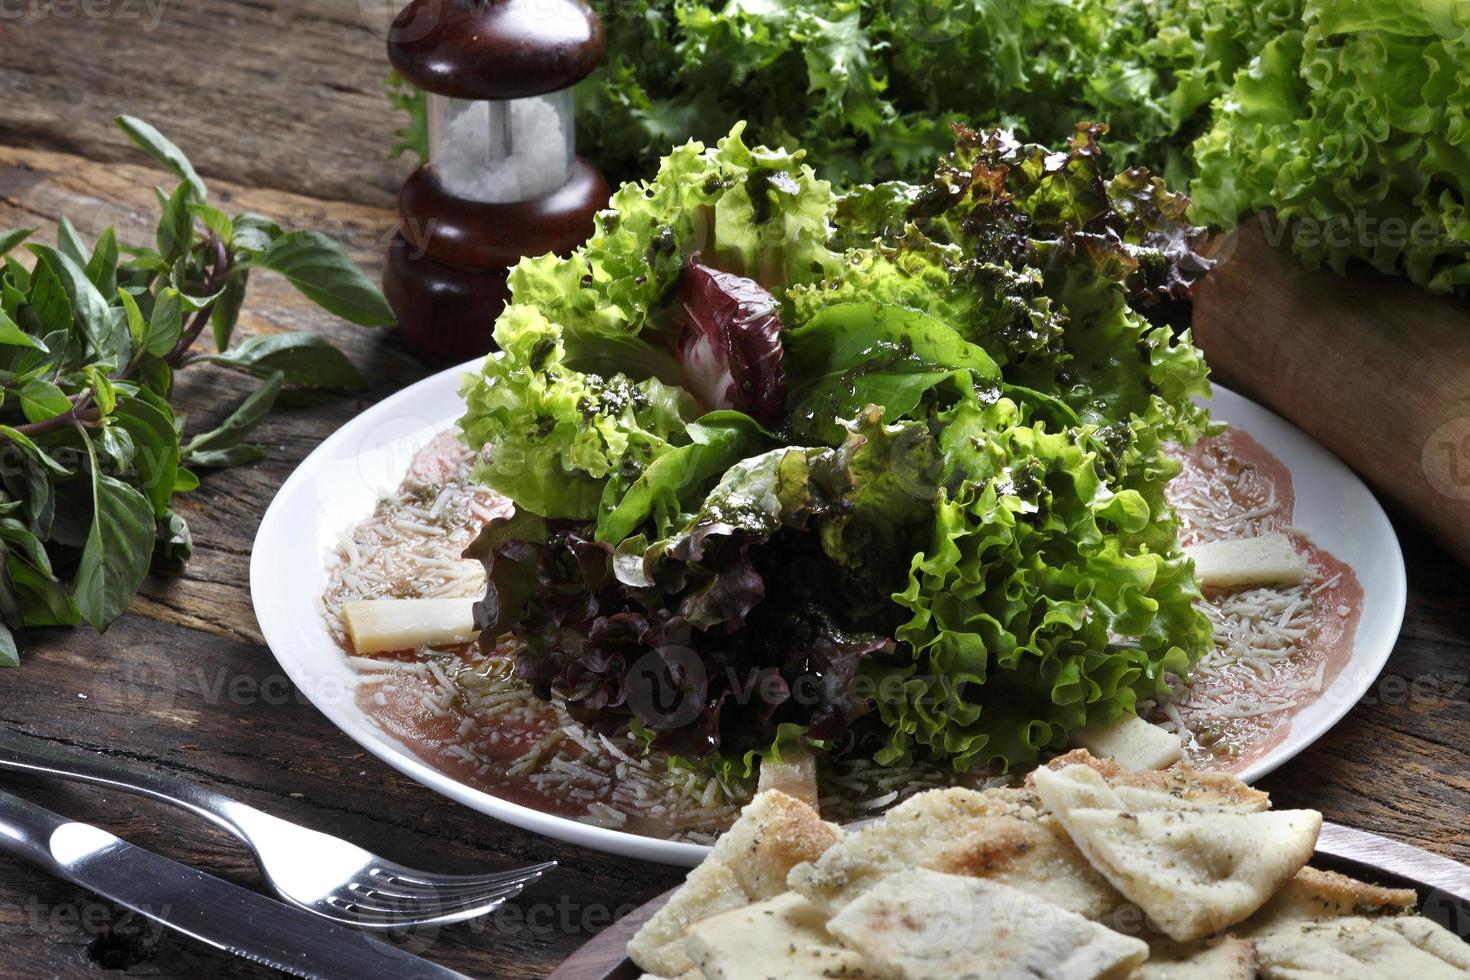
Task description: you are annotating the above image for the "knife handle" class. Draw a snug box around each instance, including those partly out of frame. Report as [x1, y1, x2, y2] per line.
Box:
[0, 788, 86, 879]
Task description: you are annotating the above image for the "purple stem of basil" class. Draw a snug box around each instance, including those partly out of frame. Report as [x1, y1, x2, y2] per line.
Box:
[677, 260, 788, 427]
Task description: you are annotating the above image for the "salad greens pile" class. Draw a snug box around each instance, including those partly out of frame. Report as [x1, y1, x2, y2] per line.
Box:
[393, 0, 1281, 187]
[1190, 0, 1470, 293]
[0, 116, 391, 664]
[392, 0, 1470, 295]
[462, 123, 1216, 774]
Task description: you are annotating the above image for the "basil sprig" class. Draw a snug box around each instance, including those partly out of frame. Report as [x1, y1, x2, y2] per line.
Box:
[0, 115, 395, 663]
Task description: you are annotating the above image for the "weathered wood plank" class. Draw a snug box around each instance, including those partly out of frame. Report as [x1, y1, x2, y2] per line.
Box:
[0, 0, 415, 209]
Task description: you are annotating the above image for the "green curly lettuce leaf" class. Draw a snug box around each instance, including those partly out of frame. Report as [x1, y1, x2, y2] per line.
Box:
[869, 394, 1207, 771]
[1191, 0, 1470, 293]
[505, 121, 839, 349]
[457, 305, 696, 520]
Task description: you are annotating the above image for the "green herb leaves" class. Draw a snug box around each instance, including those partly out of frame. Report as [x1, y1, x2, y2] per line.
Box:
[74, 453, 156, 631]
[0, 115, 393, 662]
[250, 231, 396, 327]
[197, 333, 364, 387]
[116, 115, 208, 201]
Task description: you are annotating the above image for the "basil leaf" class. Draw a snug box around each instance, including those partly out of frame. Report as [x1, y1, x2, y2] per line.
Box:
[113, 395, 179, 517]
[99, 424, 137, 470]
[134, 355, 172, 399]
[154, 509, 193, 573]
[0, 426, 72, 474]
[85, 228, 119, 298]
[16, 380, 72, 423]
[8, 558, 79, 628]
[0, 621, 17, 667]
[0, 459, 54, 542]
[188, 204, 233, 244]
[116, 115, 207, 202]
[146, 287, 183, 357]
[205, 331, 364, 387]
[184, 443, 264, 469]
[183, 370, 282, 457]
[25, 255, 75, 338]
[231, 214, 281, 255]
[84, 365, 118, 416]
[0, 558, 21, 629]
[27, 245, 113, 358]
[155, 183, 193, 265]
[74, 465, 155, 631]
[5, 256, 30, 292]
[0, 309, 44, 350]
[0, 228, 34, 258]
[0, 518, 55, 576]
[57, 218, 91, 268]
[118, 288, 147, 349]
[210, 272, 247, 353]
[252, 231, 395, 326]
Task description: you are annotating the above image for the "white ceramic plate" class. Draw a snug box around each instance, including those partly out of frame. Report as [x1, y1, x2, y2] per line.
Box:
[251, 363, 1406, 867]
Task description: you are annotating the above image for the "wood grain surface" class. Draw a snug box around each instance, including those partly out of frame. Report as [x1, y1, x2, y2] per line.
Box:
[0, 3, 1466, 978]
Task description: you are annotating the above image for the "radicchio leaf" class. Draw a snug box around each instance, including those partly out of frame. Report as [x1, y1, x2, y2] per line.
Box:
[678, 260, 787, 426]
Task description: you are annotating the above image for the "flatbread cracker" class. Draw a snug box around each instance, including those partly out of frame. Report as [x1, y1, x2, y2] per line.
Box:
[627, 860, 751, 976]
[1033, 751, 1270, 813]
[628, 790, 840, 975]
[685, 892, 876, 978]
[1254, 915, 1470, 979]
[1246, 866, 1417, 928]
[1138, 936, 1255, 979]
[787, 786, 1122, 919]
[1051, 806, 1320, 942]
[826, 868, 1148, 979]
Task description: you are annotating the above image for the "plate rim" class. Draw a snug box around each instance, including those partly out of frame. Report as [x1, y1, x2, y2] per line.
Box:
[250, 361, 1405, 867]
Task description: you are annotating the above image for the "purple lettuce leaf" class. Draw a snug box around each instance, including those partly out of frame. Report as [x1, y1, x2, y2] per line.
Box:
[677, 259, 788, 426]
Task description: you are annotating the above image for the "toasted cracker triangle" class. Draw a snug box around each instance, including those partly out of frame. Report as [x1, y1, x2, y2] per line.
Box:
[1051, 805, 1320, 942]
[826, 868, 1148, 980]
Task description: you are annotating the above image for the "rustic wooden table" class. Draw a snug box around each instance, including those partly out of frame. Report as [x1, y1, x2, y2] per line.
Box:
[0, 2, 1466, 977]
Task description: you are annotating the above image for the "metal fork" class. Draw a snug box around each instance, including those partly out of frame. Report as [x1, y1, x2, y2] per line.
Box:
[0, 727, 554, 930]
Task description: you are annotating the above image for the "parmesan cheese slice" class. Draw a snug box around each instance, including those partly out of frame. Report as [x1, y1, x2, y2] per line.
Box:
[756, 746, 819, 809]
[1072, 715, 1184, 771]
[1185, 533, 1307, 590]
[341, 598, 478, 654]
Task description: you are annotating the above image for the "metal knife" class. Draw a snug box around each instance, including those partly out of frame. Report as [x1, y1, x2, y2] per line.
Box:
[1319, 819, 1470, 905]
[0, 789, 471, 980]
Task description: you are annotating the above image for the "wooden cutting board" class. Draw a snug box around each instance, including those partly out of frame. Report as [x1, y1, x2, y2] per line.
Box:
[1191, 218, 1470, 566]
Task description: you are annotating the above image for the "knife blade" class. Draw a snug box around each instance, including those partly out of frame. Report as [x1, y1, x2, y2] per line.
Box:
[1319, 819, 1470, 905]
[0, 789, 471, 980]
